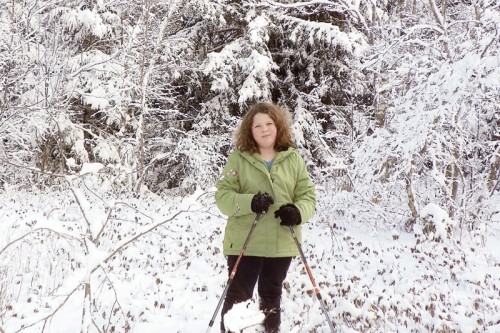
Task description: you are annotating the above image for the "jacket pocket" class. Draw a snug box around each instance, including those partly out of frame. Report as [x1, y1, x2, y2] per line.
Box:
[276, 225, 299, 254]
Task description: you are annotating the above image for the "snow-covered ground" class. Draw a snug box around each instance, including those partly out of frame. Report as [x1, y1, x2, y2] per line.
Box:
[0, 183, 499, 333]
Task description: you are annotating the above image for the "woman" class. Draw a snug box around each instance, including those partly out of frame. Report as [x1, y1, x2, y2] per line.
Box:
[215, 102, 316, 332]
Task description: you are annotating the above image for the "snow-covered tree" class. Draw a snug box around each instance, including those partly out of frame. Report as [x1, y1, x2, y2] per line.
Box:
[351, 0, 500, 228]
[201, 1, 370, 185]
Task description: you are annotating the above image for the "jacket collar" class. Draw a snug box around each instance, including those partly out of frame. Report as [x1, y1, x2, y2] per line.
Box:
[238, 147, 295, 166]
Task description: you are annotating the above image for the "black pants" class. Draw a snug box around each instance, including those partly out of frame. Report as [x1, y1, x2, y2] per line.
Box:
[220, 256, 293, 333]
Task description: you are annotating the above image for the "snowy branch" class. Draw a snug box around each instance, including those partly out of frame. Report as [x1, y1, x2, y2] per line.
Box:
[428, 0, 445, 29]
[0, 158, 66, 178]
[69, 51, 122, 78]
[13, 283, 81, 333]
[70, 187, 96, 243]
[480, 26, 498, 58]
[0, 227, 82, 257]
[264, 0, 340, 8]
[93, 209, 185, 274]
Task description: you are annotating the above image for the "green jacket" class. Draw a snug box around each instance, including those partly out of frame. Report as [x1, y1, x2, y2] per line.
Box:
[215, 148, 316, 257]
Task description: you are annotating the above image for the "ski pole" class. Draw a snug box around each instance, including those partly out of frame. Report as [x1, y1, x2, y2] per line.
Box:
[206, 213, 263, 333]
[289, 226, 335, 332]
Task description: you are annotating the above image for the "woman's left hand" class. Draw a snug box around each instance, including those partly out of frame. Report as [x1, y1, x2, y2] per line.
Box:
[274, 204, 301, 226]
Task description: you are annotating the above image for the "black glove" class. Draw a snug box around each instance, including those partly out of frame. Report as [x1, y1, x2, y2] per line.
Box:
[251, 192, 274, 214]
[274, 204, 301, 226]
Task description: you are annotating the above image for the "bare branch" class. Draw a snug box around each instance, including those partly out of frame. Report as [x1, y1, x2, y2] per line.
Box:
[0, 228, 82, 257]
[69, 50, 122, 78]
[100, 266, 130, 330]
[480, 26, 498, 59]
[14, 284, 81, 333]
[0, 158, 66, 178]
[70, 187, 95, 243]
[94, 208, 113, 246]
[93, 209, 186, 274]
[428, 0, 445, 29]
[264, 0, 337, 8]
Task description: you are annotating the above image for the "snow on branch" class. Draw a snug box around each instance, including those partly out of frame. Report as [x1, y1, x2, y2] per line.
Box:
[238, 50, 277, 103]
[51, 6, 113, 39]
[247, 12, 270, 45]
[12, 283, 81, 333]
[0, 227, 82, 258]
[265, 0, 340, 8]
[428, 0, 445, 29]
[0, 184, 212, 333]
[282, 14, 366, 56]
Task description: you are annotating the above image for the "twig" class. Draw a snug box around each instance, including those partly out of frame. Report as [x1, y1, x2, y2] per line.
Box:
[480, 26, 498, 59]
[113, 201, 155, 221]
[0, 228, 82, 257]
[101, 266, 129, 330]
[94, 208, 113, 246]
[92, 209, 185, 274]
[91, 317, 104, 333]
[14, 284, 81, 333]
[0, 158, 66, 178]
[69, 187, 95, 243]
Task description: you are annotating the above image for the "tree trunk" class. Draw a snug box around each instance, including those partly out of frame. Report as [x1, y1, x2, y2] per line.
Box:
[448, 163, 459, 219]
[428, 0, 450, 57]
[134, 1, 151, 195]
[135, 115, 145, 194]
[406, 167, 419, 218]
[370, 3, 376, 45]
[80, 282, 91, 333]
[488, 151, 500, 195]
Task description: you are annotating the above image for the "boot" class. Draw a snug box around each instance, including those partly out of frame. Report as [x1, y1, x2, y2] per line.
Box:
[262, 308, 280, 333]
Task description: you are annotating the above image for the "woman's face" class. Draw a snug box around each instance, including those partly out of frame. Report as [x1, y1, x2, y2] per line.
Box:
[251, 112, 277, 151]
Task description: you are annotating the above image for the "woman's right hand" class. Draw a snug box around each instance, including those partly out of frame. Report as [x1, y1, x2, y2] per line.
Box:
[251, 192, 274, 214]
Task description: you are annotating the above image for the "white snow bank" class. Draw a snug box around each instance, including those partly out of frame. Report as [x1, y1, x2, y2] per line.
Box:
[224, 300, 265, 332]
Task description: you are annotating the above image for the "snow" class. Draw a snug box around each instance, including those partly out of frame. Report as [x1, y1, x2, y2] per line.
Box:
[224, 301, 265, 332]
[1, 1, 499, 332]
[419, 203, 454, 240]
[0, 185, 498, 332]
[247, 12, 269, 45]
[79, 162, 105, 174]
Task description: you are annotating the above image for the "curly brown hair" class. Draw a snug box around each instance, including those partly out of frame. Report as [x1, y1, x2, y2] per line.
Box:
[236, 102, 295, 153]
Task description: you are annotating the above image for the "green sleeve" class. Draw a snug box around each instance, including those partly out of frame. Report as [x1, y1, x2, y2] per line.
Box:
[215, 152, 254, 217]
[293, 153, 316, 224]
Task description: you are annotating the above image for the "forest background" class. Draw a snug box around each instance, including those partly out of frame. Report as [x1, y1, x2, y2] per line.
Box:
[0, 0, 499, 332]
